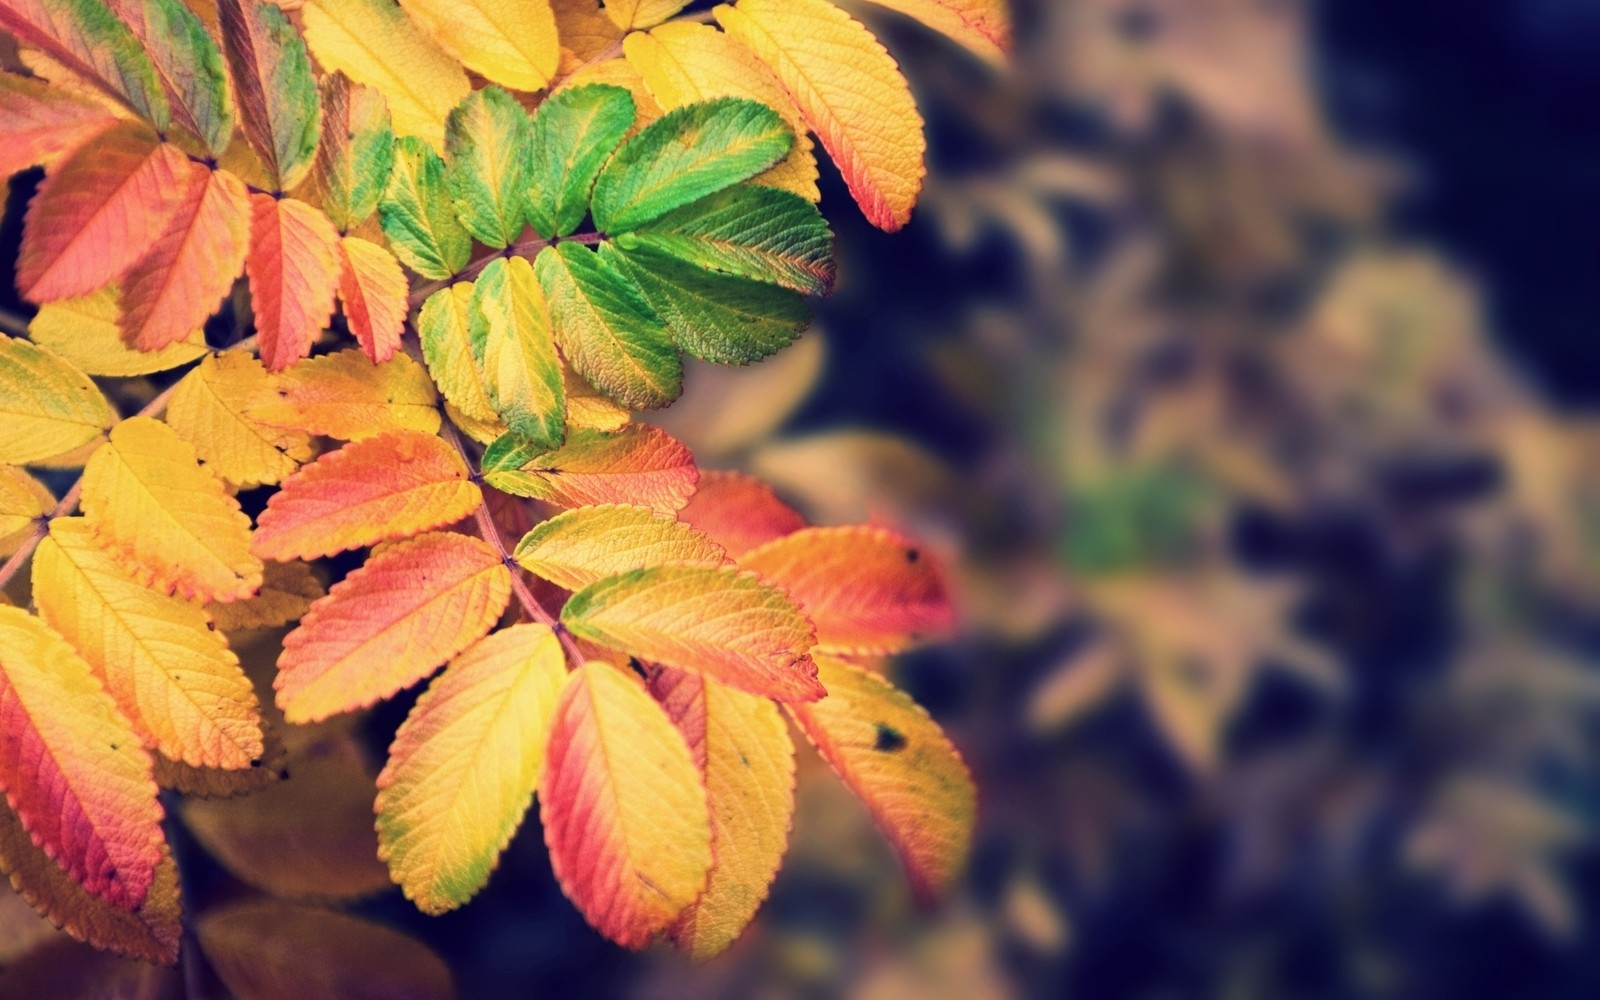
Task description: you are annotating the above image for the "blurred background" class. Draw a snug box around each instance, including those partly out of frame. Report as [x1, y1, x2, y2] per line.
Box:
[9, 0, 1600, 997]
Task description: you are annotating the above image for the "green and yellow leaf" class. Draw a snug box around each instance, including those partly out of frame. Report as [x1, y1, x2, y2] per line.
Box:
[0, 336, 111, 465]
[165, 352, 314, 489]
[514, 503, 726, 591]
[445, 86, 532, 249]
[306, 73, 395, 232]
[524, 82, 635, 239]
[470, 256, 566, 450]
[481, 423, 696, 512]
[379, 136, 473, 280]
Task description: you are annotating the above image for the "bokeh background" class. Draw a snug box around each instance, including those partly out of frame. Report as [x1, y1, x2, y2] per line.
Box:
[7, 1, 1600, 997]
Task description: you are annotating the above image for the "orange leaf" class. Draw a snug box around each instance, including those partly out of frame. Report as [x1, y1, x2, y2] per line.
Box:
[120, 162, 251, 351]
[16, 120, 191, 302]
[244, 348, 441, 441]
[246, 194, 342, 371]
[253, 430, 482, 561]
[481, 424, 698, 514]
[739, 525, 955, 655]
[541, 662, 711, 948]
[0, 72, 117, 178]
[678, 469, 806, 557]
[274, 532, 511, 723]
[786, 655, 975, 903]
[336, 235, 407, 363]
[650, 666, 794, 958]
[0, 608, 163, 911]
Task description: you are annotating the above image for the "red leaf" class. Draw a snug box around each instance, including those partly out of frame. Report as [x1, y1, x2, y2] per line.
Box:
[336, 236, 406, 363]
[247, 194, 341, 371]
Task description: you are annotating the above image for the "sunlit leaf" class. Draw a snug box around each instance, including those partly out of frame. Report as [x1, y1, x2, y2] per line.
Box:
[400, 0, 559, 93]
[481, 423, 696, 513]
[524, 82, 635, 239]
[0, 336, 111, 465]
[513, 503, 726, 591]
[27, 287, 207, 377]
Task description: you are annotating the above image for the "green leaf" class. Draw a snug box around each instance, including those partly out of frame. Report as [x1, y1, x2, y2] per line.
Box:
[445, 87, 532, 249]
[418, 284, 498, 425]
[469, 257, 565, 451]
[603, 242, 809, 366]
[535, 243, 680, 410]
[591, 97, 792, 234]
[380, 136, 472, 280]
[112, 0, 234, 154]
[0, 0, 169, 130]
[525, 83, 636, 239]
[309, 73, 396, 231]
[218, 0, 321, 190]
[615, 184, 835, 295]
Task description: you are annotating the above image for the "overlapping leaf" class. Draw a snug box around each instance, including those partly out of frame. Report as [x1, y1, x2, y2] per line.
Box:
[380, 136, 472, 280]
[444, 86, 532, 249]
[0, 0, 169, 127]
[247, 195, 342, 371]
[0, 336, 111, 465]
[678, 469, 806, 556]
[0, 466, 49, 540]
[514, 503, 727, 591]
[471, 256, 566, 450]
[245, 349, 440, 440]
[166, 352, 313, 488]
[524, 83, 635, 239]
[0, 70, 117, 178]
[481, 424, 697, 512]
[27, 288, 206, 377]
[306, 74, 395, 232]
[218, 0, 320, 189]
[417, 283, 498, 426]
[112, 0, 234, 153]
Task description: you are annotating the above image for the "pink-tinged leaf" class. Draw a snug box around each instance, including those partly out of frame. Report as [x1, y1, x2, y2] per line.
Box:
[786, 655, 975, 904]
[739, 525, 955, 655]
[0, 0, 169, 127]
[253, 430, 482, 561]
[678, 469, 806, 557]
[0, 607, 164, 911]
[247, 194, 341, 371]
[120, 162, 251, 351]
[217, 0, 321, 189]
[108, 0, 236, 154]
[0, 72, 118, 179]
[336, 235, 406, 363]
[16, 120, 191, 302]
[274, 532, 511, 723]
[481, 424, 698, 514]
[541, 662, 711, 948]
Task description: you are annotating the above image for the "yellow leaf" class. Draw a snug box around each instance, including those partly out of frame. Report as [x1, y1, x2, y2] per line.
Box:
[204, 560, 326, 633]
[33, 518, 265, 770]
[399, 0, 560, 93]
[0, 466, 50, 541]
[651, 667, 794, 959]
[376, 624, 568, 914]
[624, 21, 820, 200]
[0, 335, 112, 465]
[540, 662, 711, 948]
[716, 0, 926, 230]
[513, 503, 727, 591]
[786, 655, 975, 903]
[166, 352, 315, 489]
[79, 417, 264, 604]
[602, 0, 688, 30]
[550, 0, 622, 60]
[245, 348, 441, 441]
[301, 0, 470, 149]
[28, 286, 207, 376]
[563, 362, 630, 431]
[555, 57, 663, 133]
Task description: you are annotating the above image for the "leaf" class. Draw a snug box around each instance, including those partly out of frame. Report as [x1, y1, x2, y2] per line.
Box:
[379, 136, 472, 280]
[180, 732, 392, 900]
[246, 348, 441, 441]
[602, 0, 687, 30]
[26, 287, 206, 377]
[79, 416, 262, 603]
[197, 900, 454, 1000]
[217, 0, 320, 189]
[739, 525, 954, 655]
[205, 559, 324, 632]
[275, 532, 511, 723]
[112, 0, 234, 154]
[557, 55, 664, 133]
[550, 0, 621, 60]
[561, 563, 822, 701]
[376, 624, 567, 914]
[417, 284, 497, 424]
[0, 607, 163, 910]
[514, 503, 725, 591]
[590, 97, 792, 234]
[524, 82, 635, 239]
[850, 0, 1010, 66]
[120, 162, 251, 351]
[16, 119, 191, 302]
[247, 194, 343, 371]
[440, 87, 531, 249]
[166, 352, 313, 489]
[0, 0, 168, 127]
[716, 0, 926, 231]
[0, 467, 48, 540]
[540, 662, 711, 948]
[623, 20, 819, 200]
[536, 242, 680, 409]
[307, 74, 395, 232]
[470, 256, 566, 450]
[786, 656, 974, 902]
[301, 0, 470, 150]
[563, 361, 631, 431]
[0, 336, 111, 465]
[0, 934, 177, 997]
[254, 431, 481, 561]
[0, 71, 117, 179]
[678, 469, 805, 557]
[604, 241, 809, 365]
[33, 518, 264, 769]
[0, 804, 179, 965]
[401, 0, 558, 94]
[617, 184, 834, 294]
[649, 666, 793, 958]
[481, 423, 696, 513]
[336, 236, 407, 363]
